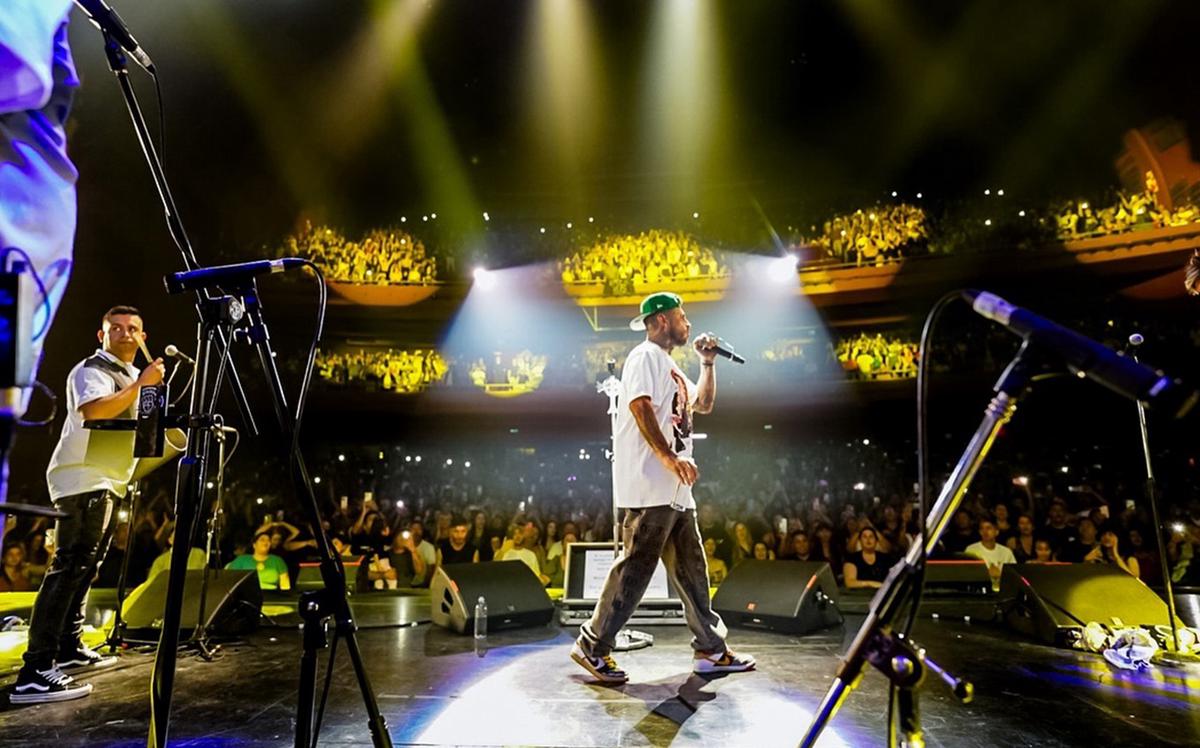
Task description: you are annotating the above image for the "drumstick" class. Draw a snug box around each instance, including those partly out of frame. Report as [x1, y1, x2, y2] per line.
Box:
[136, 334, 153, 364]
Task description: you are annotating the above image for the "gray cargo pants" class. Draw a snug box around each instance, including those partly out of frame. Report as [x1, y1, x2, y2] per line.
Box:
[579, 505, 727, 658]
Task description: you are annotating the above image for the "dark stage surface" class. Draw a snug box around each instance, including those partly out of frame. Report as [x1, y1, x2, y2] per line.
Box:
[3, 608, 1200, 747]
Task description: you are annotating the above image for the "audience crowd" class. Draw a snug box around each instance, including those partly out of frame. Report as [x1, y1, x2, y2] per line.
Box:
[558, 230, 728, 295]
[282, 222, 439, 285]
[7, 433, 1194, 598]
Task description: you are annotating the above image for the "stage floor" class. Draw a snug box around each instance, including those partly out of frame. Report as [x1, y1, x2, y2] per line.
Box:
[2, 611, 1199, 747]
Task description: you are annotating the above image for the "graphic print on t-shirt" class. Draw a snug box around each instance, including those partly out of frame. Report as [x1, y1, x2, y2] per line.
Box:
[669, 369, 692, 452]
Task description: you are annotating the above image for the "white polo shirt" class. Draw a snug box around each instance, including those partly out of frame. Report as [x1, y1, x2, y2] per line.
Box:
[613, 340, 698, 510]
[46, 349, 140, 500]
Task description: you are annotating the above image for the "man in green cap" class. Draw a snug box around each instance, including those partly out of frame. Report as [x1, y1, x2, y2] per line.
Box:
[571, 292, 755, 683]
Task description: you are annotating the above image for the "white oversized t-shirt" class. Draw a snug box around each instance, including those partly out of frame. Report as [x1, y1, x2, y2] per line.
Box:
[46, 349, 140, 500]
[614, 340, 697, 510]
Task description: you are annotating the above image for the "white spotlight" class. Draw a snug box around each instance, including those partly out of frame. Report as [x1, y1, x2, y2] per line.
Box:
[473, 266, 497, 290]
[769, 254, 798, 283]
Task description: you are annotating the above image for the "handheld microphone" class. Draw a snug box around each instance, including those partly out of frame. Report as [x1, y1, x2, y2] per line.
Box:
[163, 258, 306, 295]
[963, 290, 1197, 419]
[714, 344, 746, 364]
[701, 333, 746, 364]
[163, 345, 195, 366]
[74, 0, 154, 72]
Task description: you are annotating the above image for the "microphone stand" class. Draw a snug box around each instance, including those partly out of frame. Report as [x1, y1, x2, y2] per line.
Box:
[1128, 336, 1182, 655]
[82, 25, 277, 748]
[104, 481, 141, 653]
[799, 344, 1049, 747]
[188, 423, 230, 661]
[231, 279, 391, 748]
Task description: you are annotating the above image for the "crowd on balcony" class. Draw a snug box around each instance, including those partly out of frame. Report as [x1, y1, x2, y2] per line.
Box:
[315, 348, 449, 393]
[1054, 174, 1200, 240]
[835, 333, 919, 380]
[283, 222, 439, 285]
[558, 230, 728, 295]
[468, 350, 549, 393]
[804, 204, 928, 267]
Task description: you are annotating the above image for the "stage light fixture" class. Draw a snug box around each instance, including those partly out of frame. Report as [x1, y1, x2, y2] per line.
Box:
[314, 476, 322, 484]
[338, 454, 346, 462]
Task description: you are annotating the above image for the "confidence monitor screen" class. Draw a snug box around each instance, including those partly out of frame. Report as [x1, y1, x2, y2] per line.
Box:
[564, 542, 680, 602]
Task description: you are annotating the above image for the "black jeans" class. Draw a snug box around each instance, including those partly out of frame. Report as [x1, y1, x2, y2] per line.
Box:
[23, 489, 115, 669]
[580, 506, 727, 658]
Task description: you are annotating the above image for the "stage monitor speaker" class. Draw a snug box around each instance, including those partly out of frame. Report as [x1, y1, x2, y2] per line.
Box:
[430, 561, 554, 634]
[923, 558, 994, 596]
[712, 560, 842, 635]
[1000, 563, 1181, 646]
[121, 569, 263, 641]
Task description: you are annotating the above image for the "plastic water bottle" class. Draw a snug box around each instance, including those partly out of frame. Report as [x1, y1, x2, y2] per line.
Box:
[474, 596, 488, 641]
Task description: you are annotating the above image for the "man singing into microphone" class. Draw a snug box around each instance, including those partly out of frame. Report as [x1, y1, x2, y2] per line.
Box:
[571, 291, 755, 683]
[12, 306, 165, 704]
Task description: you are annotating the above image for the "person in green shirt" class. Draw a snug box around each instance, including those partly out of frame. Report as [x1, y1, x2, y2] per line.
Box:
[225, 530, 291, 591]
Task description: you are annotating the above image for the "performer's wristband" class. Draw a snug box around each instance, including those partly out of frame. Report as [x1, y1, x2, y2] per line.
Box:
[702, 362, 714, 367]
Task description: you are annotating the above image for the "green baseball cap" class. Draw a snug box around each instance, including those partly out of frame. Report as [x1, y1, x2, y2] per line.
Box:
[629, 291, 682, 331]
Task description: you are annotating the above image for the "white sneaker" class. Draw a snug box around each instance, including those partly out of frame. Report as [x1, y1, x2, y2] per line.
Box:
[570, 640, 629, 684]
[693, 649, 756, 674]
